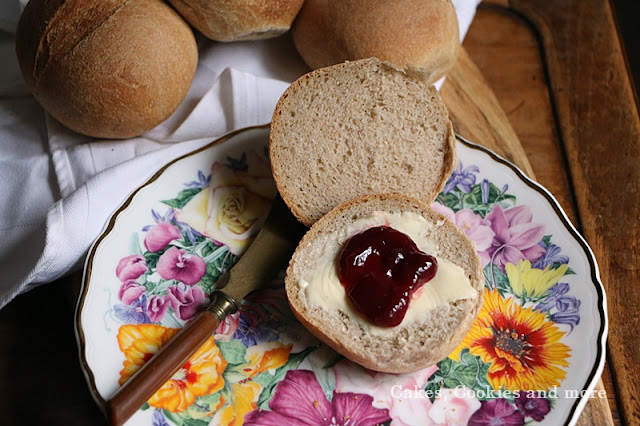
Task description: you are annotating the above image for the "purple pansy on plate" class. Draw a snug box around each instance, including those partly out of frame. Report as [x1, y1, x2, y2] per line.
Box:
[77, 126, 606, 425]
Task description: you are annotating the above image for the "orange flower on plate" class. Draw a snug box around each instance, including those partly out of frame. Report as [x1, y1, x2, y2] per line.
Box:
[117, 324, 227, 412]
[240, 341, 293, 379]
[450, 289, 570, 391]
[213, 341, 293, 426]
[117, 324, 179, 385]
[148, 337, 227, 412]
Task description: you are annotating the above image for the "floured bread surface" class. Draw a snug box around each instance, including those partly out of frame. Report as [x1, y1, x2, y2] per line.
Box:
[270, 58, 456, 226]
[285, 194, 484, 373]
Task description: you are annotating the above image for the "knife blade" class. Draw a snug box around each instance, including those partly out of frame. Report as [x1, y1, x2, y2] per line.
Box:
[106, 195, 306, 425]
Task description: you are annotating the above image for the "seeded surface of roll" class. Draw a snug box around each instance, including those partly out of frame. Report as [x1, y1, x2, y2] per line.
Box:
[285, 194, 484, 373]
[270, 58, 457, 226]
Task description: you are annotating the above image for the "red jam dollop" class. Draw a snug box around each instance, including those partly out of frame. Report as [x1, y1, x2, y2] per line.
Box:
[338, 225, 438, 327]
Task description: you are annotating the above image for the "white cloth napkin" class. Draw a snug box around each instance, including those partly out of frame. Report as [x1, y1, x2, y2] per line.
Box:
[0, 0, 481, 309]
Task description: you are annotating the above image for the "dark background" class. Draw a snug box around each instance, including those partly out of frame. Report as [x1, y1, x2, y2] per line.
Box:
[613, 0, 640, 100]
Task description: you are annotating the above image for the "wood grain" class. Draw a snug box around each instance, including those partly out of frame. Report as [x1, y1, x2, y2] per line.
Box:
[505, 0, 639, 424]
[441, 0, 639, 424]
[441, 49, 535, 178]
[459, 6, 619, 426]
[442, 46, 615, 426]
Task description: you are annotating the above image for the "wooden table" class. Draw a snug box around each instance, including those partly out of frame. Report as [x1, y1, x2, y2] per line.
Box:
[0, 0, 637, 424]
[445, 1, 637, 424]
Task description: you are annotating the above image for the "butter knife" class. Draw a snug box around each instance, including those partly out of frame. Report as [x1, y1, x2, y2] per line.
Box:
[106, 196, 305, 425]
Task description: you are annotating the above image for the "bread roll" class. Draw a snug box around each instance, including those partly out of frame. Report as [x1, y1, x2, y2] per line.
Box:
[270, 58, 457, 227]
[291, 0, 460, 83]
[286, 194, 484, 373]
[15, 0, 198, 139]
[166, 0, 304, 41]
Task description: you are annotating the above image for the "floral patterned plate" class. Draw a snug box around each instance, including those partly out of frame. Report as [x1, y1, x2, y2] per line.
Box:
[76, 125, 607, 426]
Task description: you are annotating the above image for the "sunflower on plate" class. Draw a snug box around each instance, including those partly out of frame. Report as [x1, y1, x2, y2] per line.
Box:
[450, 289, 571, 392]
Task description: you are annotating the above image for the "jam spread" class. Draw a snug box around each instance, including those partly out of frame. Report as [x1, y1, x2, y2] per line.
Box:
[338, 225, 438, 327]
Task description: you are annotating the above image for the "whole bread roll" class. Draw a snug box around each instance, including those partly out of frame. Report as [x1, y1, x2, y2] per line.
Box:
[15, 0, 198, 139]
[292, 0, 460, 83]
[270, 58, 457, 226]
[167, 0, 304, 41]
[286, 194, 484, 373]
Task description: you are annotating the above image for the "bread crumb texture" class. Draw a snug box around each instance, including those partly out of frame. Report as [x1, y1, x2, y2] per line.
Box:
[270, 58, 456, 226]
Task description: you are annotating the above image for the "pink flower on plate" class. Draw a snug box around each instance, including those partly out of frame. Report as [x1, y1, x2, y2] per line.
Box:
[333, 359, 438, 426]
[156, 246, 206, 285]
[468, 398, 524, 426]
[214, 312, 240, 341]
[245, 369, 390, 426]
[428, 387, 481, 425]
[431, 202, 455, 218]
[432, 204, 495, 267]
[118, 280, 146, 305]
[146, 295, 170, 322]
[166, 284, 206, 321]
[144, 222, 182, 252]
[115, 255, 147, 282]
[481, 205, 546, 271]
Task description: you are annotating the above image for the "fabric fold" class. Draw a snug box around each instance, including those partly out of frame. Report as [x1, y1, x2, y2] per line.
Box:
[0, 0, 481, 309]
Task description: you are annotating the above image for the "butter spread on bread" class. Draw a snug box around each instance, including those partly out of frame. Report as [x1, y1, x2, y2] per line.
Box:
[301, 211, 477, 337]
[285, 194, 484, 374]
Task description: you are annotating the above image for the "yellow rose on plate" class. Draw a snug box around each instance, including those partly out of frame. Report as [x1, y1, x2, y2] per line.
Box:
[177, 150, 277, 255]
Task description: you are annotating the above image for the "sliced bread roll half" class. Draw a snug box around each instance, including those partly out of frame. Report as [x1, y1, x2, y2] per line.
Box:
[270, 58, 456, 227]
[285, 193, 484, 373]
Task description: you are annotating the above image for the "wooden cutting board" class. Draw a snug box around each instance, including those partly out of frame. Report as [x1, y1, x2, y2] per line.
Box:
[440, 46, 613, 426]
[438, 0, 640, 422]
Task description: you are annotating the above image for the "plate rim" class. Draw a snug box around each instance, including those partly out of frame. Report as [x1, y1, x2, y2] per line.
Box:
[74, 124, 271, 411]
[74, 126, 608, 425]
[456, 134, 609, 426]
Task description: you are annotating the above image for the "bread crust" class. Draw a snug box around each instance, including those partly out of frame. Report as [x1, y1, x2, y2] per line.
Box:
[15, 0, 197, 139]
[285, 193, 484, 373]
[167, 0, 304, 41]
[291, 0, 460, 83]
[270, 58, 457, 226]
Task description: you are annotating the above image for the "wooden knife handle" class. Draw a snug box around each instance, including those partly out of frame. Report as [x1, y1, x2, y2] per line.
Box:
[105, 197, 304, 425]
[106, 293, 236, 425]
